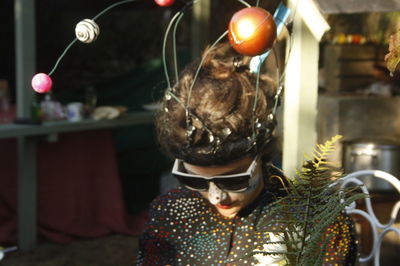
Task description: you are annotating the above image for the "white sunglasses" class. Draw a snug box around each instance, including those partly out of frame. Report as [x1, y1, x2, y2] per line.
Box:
[172, 157, 258, 192]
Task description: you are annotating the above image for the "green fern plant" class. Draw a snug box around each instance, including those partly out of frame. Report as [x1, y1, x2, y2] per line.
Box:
[250, 135, 366, 265]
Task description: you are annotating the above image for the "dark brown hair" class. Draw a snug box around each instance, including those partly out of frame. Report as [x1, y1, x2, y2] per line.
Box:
[156, 43, 277, 166]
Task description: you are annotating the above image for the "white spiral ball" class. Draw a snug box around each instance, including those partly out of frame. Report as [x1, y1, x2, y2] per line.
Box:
[75, 19, 100, 43]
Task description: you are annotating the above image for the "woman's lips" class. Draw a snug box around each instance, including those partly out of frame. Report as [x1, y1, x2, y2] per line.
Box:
[216, 202, 234, 209]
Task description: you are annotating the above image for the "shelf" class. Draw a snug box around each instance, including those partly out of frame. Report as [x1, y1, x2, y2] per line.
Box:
[0, 111, 154, 139]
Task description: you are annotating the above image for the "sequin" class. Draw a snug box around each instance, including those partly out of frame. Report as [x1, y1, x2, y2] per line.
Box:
[136, 168, 357, 265]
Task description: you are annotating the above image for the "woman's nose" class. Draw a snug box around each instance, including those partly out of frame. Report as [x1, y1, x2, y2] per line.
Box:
[208, 182, 227, 205]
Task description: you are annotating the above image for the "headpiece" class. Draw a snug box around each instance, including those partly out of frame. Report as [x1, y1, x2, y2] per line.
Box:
[160, 1, 291, 165]
[29, 0, 291, 165]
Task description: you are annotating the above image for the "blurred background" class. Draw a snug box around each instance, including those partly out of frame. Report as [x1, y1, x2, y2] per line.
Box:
[0, 0, 399, 265]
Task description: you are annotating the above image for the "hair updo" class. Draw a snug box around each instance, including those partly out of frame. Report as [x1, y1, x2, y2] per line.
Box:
[155, 43, 277, 166]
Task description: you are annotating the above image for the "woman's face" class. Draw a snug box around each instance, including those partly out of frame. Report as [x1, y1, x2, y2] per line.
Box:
[183, 156, 264, 218]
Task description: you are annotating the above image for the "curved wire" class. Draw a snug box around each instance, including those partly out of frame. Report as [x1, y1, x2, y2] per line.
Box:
[48, 0, 138, 77]
[166, 90, 186, 109]
[277, 22, 294, 85]
[279, 0, 299, 84]
[236, 0, 251, 7]
[251, 57, 262, 141]
[247, 2, 291, 134]
[166, 0, 285, 146]
[172, 12, 185, 84]
[162, 10, 185, 89]
[162, 0, 199, 88]
[92, 0, 137, 21]
[183, 0, 249, 103]
[271, 45, 281, 115]
[48, 39, 78, 76]
[186, 30, 228, 108]
[167, 0, 249, 105]
[253, 58, 262, 113]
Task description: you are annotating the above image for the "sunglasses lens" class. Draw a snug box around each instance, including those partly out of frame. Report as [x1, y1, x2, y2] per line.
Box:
[214, 175, 250, 191]
[174, 175, 209, 190]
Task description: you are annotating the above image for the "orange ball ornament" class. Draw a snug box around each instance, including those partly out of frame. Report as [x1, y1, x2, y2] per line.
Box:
[228, 7, 277, 56]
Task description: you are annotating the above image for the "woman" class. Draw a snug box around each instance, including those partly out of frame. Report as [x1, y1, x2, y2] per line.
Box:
[136, 44, 356, 265]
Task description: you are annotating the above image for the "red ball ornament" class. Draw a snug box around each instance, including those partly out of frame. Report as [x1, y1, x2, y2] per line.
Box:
[31, 73, 53, 93]
[228, 7, 277, 56]
[154, 0, 175, 7]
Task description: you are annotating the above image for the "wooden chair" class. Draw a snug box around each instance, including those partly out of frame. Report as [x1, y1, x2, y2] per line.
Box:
[340, 170, 400, 266]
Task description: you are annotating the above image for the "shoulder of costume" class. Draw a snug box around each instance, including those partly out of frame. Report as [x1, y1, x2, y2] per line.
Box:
[149, 187, 204, 212]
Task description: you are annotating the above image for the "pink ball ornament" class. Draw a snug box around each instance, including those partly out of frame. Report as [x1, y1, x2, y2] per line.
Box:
[154, 0, 175, 7]
[31, 73, 53, 93]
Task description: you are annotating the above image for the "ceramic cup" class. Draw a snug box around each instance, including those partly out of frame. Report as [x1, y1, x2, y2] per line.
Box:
[66, 102, 84, 122]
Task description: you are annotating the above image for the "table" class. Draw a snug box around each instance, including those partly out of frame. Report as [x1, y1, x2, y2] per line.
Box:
[0, 112, 154, 139]
[0, 112, 153, 249]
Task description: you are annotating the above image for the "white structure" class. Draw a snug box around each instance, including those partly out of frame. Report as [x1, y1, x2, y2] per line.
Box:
[282, 0, 330, 176]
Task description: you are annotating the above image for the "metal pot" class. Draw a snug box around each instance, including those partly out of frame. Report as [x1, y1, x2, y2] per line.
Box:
[342, 138, 400, 191]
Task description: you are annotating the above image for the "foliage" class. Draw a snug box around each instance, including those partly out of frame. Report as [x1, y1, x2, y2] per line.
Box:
[385, 28, 400, 74]
[250, 135, 366, 265]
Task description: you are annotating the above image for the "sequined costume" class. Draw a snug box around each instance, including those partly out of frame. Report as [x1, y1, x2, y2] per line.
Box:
[136, 165, 357, 265]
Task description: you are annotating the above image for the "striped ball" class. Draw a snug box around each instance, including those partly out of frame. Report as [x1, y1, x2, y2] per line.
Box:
[75, 19, 100, 43]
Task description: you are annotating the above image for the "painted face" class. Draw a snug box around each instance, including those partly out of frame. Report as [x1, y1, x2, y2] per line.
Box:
[183, 156, 264, 218]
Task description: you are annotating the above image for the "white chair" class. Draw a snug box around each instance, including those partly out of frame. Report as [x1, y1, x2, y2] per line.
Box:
[340, 170, 400, 266]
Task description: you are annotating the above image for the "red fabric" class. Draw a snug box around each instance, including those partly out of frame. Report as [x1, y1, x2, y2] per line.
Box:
[0, 129, 147, 245]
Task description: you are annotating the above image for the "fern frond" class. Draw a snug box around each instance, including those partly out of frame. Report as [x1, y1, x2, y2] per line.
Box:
[250, 135, 366, 266]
